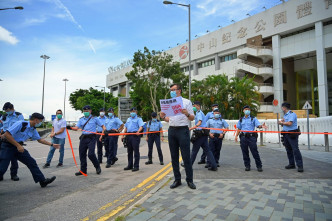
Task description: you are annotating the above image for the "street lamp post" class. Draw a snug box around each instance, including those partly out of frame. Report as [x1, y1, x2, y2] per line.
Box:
[163, 1, 191, 101]
[40, 55, 50, 116]
[0, 6, 23, 10]
[95, 86, 106, 110]
[63, 79, 69, 118]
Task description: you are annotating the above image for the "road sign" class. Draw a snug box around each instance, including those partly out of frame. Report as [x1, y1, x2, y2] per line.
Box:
[273, 99, 278, 106]
[51, 115, 56, 121]
[302, 101, 312, 110]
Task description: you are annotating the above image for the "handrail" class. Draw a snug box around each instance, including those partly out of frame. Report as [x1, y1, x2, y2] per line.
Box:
[246, 44, 273, 50]
[258, 83, 273, 87]
[240, 60, 273, 68]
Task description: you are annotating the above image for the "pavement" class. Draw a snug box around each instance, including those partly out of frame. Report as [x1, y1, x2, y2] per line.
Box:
[125, 141, 332, 221]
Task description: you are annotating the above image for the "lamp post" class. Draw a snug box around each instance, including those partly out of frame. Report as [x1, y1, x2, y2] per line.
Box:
[0, 6, 23, 10]
[163, 1, 191, 101]
[40, 55, 50, 116]
[63, 79, 69, 118]
[95, 86, 106, 109]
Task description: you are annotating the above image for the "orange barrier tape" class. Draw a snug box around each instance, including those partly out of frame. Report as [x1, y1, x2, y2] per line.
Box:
[66, 130, 88, 177]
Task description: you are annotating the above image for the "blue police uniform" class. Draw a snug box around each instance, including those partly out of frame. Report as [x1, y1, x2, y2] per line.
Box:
[146, 120, 163, 163]
[206, 117, 229, 166]
[96, 115, 108, 163]
[76, 115, 103, 173]
[190, 110, 217, 169]
[282, 111, 303, 168]
[201, 111, 217, 162]
[236, 115, 262, 169]
[0, 121, 46, 183]
[0, 111, 24, 178]
[105, 116, 123, 165]
[125, 116, 144, 169]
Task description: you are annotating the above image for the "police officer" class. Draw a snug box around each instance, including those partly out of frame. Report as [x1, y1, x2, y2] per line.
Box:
[278, 103, 304, 172]
[104, 107, 124, 168]
[160, 83, 196, 189]
[121, 107, 144, 172]
[0, 102, 24, 181]
[198, 104, 219, 165]
[0, 113, 57, 187]
[235, 105, 267, 172]
[43, 109, 67, 168]
[68, 105, 106, 176]
[189, 101, 217, 171]
[206, 108, 229, 168]
[145, 112, 164, 165]
[96, 108, 108, 164]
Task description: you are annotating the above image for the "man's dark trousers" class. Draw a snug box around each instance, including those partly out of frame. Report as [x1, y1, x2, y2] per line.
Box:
[191, 135, 217, 168]
[0, 139, 18, 177]
[208, 137, 223, 165]
[168, 126, 193, 182]
[96, 134, 104, 162]
[107, 135, 118, 164]
[283, 134, 303, 167]
[79, 135, 100, 173]
[126, 135, 140, 169]
[147, 134, 163, 162]
[240, 135, 262, 168]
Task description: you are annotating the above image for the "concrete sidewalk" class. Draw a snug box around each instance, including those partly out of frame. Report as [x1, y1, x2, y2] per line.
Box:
[125, 142, 332, 221]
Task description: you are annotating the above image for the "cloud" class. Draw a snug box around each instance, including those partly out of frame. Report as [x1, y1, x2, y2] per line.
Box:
[0, 26, 19, 45]
[23, 17, 47, 26]
[53, 0, 84, 32]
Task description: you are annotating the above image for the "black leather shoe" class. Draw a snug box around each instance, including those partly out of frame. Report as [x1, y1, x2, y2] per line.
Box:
[197, 160, 206, 164]
[56, 163, 63, 168]
[96, 167, 102, 174]
[99, 161, 103, 164]
[145, 160, 153, 165]
[170, 180, 182, 189]
[180, 162, 185, 167]
[43, 163, 50, 168]
[0, 176, 3, 181]
[285, 165, 296, 169]
[105, 164, 111, 168]
[257, 168, 263, 172]
[245, 167, 251, 171]
[187, 181, 196, 189]
[75, 172, 85, 176]
[124, 166, 133, 170]
[11, 175, 19, 181]
[110, 160, 115, 165]
[298, 167, 304, 172]
[208, 167, 218, 171]
[132, 168, 139, 172]
[114, 157, 118, 162]
[205, 164, 209, 168]
[40, 176, 56, 187]
[160, 162, 164, 165]
[217, 163, 220, 167]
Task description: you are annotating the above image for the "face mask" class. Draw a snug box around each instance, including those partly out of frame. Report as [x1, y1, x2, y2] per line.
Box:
[130, 112, 137, 118]
[84, 112, 90, 117]
[170, 91, 177, 98]
[152, 118, 157, 122]
[193, 107, 197, 112]
[100, 112, 105, 117]
[214, 114, 220, 119]
[108, 113, 113, 117]
[213, 108, 218, 111]
[6, 111, 13, 115]
[35, 121, 42, 127]
[244, 110, 250, 116]
[56, 114, 62, 119]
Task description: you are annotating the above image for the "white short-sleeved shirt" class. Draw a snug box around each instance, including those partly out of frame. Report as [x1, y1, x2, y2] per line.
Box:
[52, 118, 67, 139]
[169, 97, 194, 127]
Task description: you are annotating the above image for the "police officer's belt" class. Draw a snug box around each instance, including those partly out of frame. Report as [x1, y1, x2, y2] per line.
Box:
[239, 132, 258, 138]
[79, 134, 96, 140]
[2, 140, 25, 146]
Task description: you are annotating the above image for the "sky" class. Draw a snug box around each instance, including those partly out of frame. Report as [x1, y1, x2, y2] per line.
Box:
[0, 0, 286, 121]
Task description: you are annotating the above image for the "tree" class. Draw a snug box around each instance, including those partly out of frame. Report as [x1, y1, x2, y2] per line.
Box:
[69, 87, 118, 116]
[126, 47, 188, 120]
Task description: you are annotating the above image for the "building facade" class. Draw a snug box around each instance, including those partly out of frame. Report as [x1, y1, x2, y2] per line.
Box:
[106, 0, 332, 117]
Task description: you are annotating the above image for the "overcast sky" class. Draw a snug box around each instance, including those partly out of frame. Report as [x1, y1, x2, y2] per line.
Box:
[0, 0, 285, 121]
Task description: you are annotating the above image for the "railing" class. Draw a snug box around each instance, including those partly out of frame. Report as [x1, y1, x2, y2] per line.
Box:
[258, 83, 273, 87]
[246, 44, 273, 50]
[240, 60, 273, 68]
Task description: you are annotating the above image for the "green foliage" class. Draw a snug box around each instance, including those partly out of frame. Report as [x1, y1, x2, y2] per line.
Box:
[69, 87, 118, 116]
[126, 47, 188, 120]
[192, 74, 260, 119]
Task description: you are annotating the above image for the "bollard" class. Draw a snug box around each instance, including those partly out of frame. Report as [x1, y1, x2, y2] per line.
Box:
[325, 132, 329, 152]
[260, 130, 264, 146]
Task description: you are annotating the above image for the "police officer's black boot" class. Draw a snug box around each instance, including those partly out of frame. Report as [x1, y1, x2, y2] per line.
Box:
[11, 175, 19, 181]
[145, 158, 153, 165]
[0, 176, 3, 181]
[285, 165, 296, 169]
[40, 176, 56, 188]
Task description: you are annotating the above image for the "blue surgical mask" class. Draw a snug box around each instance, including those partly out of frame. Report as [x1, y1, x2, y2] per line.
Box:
[130, 112, 137, 118]
[108, 113, 113, 117]
[35, 121, 42, 127]
[244, 110, 250, 116]
[6, 111, 13, 115]
[170, 91, 177, 98]
[214, 114, 220, 119]
[100, 112, 105, 117]
[152, 118, 157, 122]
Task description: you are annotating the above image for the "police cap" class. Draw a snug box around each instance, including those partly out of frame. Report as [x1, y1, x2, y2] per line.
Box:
[211, 104, 219, 107]
[243, 105, 250, 110]
[83, 105, 91, 110]
[151, 112, 157, 117]
[30, 113, 44, 120]
[3, 102, 14, 110]
[99, 108, 105, 111]
[281, 102, 291, 109]
[193, 101, 201, 106]
[213, 108, 220, 112]
[108, 107, 114, 112]
[130, 107, 137, 111]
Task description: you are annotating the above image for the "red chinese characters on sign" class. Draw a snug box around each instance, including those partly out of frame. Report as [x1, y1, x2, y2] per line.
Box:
[171, 104, 182, 115]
